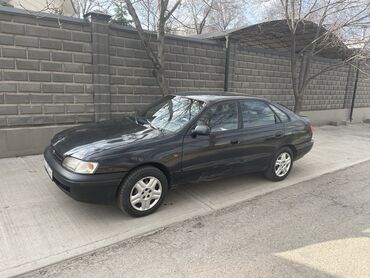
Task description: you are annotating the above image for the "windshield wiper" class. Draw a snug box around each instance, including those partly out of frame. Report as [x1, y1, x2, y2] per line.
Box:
[146, 120, 160, 131]
[132, 115, 161, 131]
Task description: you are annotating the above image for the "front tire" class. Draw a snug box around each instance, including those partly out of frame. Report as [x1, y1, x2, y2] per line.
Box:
[117, 166, 168, 217]
[265, 147, 293, 181]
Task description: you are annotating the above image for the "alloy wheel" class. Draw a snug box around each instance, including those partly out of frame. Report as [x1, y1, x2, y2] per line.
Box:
[274, 152, 292, 177]
[130, 176, 162, 211]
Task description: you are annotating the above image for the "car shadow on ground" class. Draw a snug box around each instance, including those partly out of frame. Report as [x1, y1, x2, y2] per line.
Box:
[59, 168, 293, 221]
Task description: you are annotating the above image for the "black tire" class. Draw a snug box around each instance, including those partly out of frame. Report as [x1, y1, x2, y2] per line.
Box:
[117, 166, 168, 217]
[264, 147, 293, 181]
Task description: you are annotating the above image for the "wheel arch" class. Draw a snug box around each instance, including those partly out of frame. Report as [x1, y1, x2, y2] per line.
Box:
[118, 162, 172, 191]
[280, 144, 297, 159]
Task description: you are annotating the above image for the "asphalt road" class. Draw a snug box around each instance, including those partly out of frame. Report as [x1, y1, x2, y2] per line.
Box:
[20, 160, 370, 278]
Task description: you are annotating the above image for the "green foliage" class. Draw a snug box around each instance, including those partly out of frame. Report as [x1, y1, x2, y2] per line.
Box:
[111, 2, 132, 26]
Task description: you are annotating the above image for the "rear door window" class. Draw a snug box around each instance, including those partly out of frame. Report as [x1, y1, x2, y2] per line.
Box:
[240, 100, 277, 128]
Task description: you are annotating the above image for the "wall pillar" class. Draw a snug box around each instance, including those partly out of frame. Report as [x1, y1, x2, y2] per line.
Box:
[84, 12, 111, 122]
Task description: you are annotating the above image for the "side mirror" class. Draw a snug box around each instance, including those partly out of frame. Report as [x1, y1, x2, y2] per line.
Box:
[192, 124, 210, 136]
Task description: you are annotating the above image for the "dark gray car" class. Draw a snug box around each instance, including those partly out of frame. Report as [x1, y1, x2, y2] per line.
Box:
[44, 94, 314, 217]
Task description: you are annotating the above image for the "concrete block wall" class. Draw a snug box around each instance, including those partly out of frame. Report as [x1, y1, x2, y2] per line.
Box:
[0, 6, 368, 129]
[355, 69, 370, 108]
[0, 8, 219, 129]
[0, 6, 369, 157]
[303, 60, 350, 111]
[230, 45, 355, 111]
[108, 25, 225, 118]
[0, 7, 94, 129]
[230, 47, 294, 107]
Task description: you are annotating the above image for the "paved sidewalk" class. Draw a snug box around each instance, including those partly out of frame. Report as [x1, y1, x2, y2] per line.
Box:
[1, 124, 370, 277]
[21, 160, 370, 278]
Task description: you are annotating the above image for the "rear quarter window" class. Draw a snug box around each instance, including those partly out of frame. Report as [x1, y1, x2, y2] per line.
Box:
[270, 104, 290, 123]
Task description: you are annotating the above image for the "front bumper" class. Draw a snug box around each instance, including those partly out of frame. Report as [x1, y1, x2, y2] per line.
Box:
[44, 146, 126, 204]
[295, 139, 314, 160]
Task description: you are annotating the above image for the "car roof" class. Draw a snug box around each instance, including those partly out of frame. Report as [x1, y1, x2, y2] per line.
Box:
[173, 92, 268, 104]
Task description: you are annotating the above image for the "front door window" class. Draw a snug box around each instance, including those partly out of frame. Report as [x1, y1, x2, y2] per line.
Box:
[198, 101, 238, 132]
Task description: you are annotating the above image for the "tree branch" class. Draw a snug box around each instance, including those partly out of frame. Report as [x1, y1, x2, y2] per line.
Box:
[124, 0, 159, 66]
[164, 0, 182, 21]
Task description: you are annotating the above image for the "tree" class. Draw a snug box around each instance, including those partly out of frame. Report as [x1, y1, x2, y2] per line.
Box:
[124, 0, 182, 96]
[111, 2, 131, 25]
[73, 0, 110, 17]
[172, 0, 247, 34]
[189, 0, 213, 34]
[266, 0, 370, 113]
[181, 0, 214, 34]
[208, 0, 246, 31]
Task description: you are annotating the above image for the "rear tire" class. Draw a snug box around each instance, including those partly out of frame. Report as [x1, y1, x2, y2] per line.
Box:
[117, 166, 168, 217]
[265, 147, 293, 181]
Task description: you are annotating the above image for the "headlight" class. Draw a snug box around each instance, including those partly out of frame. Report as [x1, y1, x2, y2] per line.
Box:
[62, 157, 98, 174]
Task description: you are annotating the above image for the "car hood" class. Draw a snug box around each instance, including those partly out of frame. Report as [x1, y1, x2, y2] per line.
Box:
[51, 117, 163, 160]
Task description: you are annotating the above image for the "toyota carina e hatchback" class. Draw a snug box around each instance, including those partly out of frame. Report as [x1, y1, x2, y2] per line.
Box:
[44, 94, 314, 217]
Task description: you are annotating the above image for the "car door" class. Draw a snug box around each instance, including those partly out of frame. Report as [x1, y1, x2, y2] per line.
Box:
[181, 100, 243, 181]
[236, 99, 285, 172]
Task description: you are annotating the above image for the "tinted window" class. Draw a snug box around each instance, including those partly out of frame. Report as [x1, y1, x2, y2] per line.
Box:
[270, 105, 289, 123]
[240, 100, 276, 128]
[198, 102, 238, 132]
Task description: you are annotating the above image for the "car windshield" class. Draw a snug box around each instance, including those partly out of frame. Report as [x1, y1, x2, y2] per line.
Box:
[139, 96, 205, 132]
